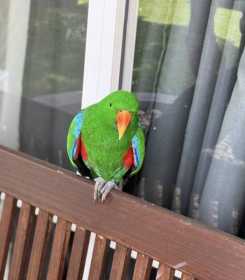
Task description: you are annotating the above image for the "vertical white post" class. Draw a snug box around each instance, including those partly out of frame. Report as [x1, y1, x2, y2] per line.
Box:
[0, 0, 9, 85]
[121, 0, 139, 91]
[0, 0, 31, 149]
[82, 0, 127, 108]
[0, 0, 10, 106]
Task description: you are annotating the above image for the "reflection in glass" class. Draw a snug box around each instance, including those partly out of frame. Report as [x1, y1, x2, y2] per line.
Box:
[130, 0, 245, 236]
[0, 0, 88, 170]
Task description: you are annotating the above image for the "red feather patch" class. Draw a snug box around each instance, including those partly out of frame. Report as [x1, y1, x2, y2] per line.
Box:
[123, 148, 134, 169]
[81, 137, 88, 161]
[74, 137, 81, 160]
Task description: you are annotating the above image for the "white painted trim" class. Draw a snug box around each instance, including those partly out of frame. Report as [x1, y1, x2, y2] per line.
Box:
[0, 0, 31, 149]
[82, 0, 127, 108]
[121, 0, 139, 91]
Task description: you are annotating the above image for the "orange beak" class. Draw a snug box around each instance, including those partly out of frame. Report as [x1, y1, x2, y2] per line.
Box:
[116, 110, 132, 140]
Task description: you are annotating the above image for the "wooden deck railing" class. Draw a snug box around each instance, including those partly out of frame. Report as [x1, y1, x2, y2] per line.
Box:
[0, 146, 245, 279]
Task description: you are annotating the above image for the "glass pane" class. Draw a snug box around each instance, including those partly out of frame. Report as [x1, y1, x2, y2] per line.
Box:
[0, 0, 88, 170]
[130, 0, 245, 236]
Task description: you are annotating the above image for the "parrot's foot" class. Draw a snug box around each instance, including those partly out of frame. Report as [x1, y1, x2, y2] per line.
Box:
[94, 177, 105, 201]
[94, 177, 119, 202]
[100, 181, 119, 202]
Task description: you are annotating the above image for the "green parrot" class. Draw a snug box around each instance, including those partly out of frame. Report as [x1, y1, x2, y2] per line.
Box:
[66, 90, 145, 201]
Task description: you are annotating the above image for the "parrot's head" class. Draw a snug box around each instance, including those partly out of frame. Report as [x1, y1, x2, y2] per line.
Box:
[99, 90, 139, 140]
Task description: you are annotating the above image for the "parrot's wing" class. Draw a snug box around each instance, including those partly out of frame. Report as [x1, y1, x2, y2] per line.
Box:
[67, 111, 84, 167]
[130, 127, 145, 176]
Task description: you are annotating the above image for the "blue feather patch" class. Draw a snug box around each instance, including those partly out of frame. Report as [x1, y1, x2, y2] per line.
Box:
[132, 135, 140, 168]
[72, 140, 78, 158]
[71, 111, 84, 158]
[74, 111, 84, 136]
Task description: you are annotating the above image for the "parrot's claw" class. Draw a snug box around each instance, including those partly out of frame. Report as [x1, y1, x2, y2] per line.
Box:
[100, 181, 118, 202]
[94, 177, 105, 201]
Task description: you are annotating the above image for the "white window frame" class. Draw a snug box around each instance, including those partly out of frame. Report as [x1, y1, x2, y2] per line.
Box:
[0, 0, 31, 150]
[81, 0, 139, 108]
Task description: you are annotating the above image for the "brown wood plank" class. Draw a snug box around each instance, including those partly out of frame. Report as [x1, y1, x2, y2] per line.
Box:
[1, 147, 245, 279]
[46, 219, 70, 280]
[89, 235, 109, 280]
[66, 227, 90, 280]
[156, 265, 174, 280]
[8, 202, 32, 280]
[26, 210, 49, 280]
[109, 244, 130, 280]
[0, 195, 15, 278]
[132, 253, 152, 280]
[58, 222, 71, 278]
[182, 274, 194, 280]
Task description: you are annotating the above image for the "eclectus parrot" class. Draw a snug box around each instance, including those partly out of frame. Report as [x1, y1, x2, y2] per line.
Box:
[66, 90, 145, 201]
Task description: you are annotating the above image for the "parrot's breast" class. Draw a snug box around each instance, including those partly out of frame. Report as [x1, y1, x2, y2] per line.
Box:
[82, 112, 135, 181]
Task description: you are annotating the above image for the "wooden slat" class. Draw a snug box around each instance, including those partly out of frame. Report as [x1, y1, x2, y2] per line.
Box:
[38, 217, 53, 280]
[156, 264, 174, 280]
[66, 227, 90, 280]
[89, 235, 109, 280]
[58, 222, 71, 278]
[133, 253, 152, 280]
[26, 210, 49, 280]
[0, 195, 15, 277]
[2, 147, 245, 279]
[110, 244, 130, 280]
[47, 219, 69, 280]
[9, 202, 32, 280]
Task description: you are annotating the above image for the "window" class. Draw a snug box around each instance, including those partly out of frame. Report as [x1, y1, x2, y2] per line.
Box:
[126, 0, 245, 236]
[0, 0, 88, 170]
